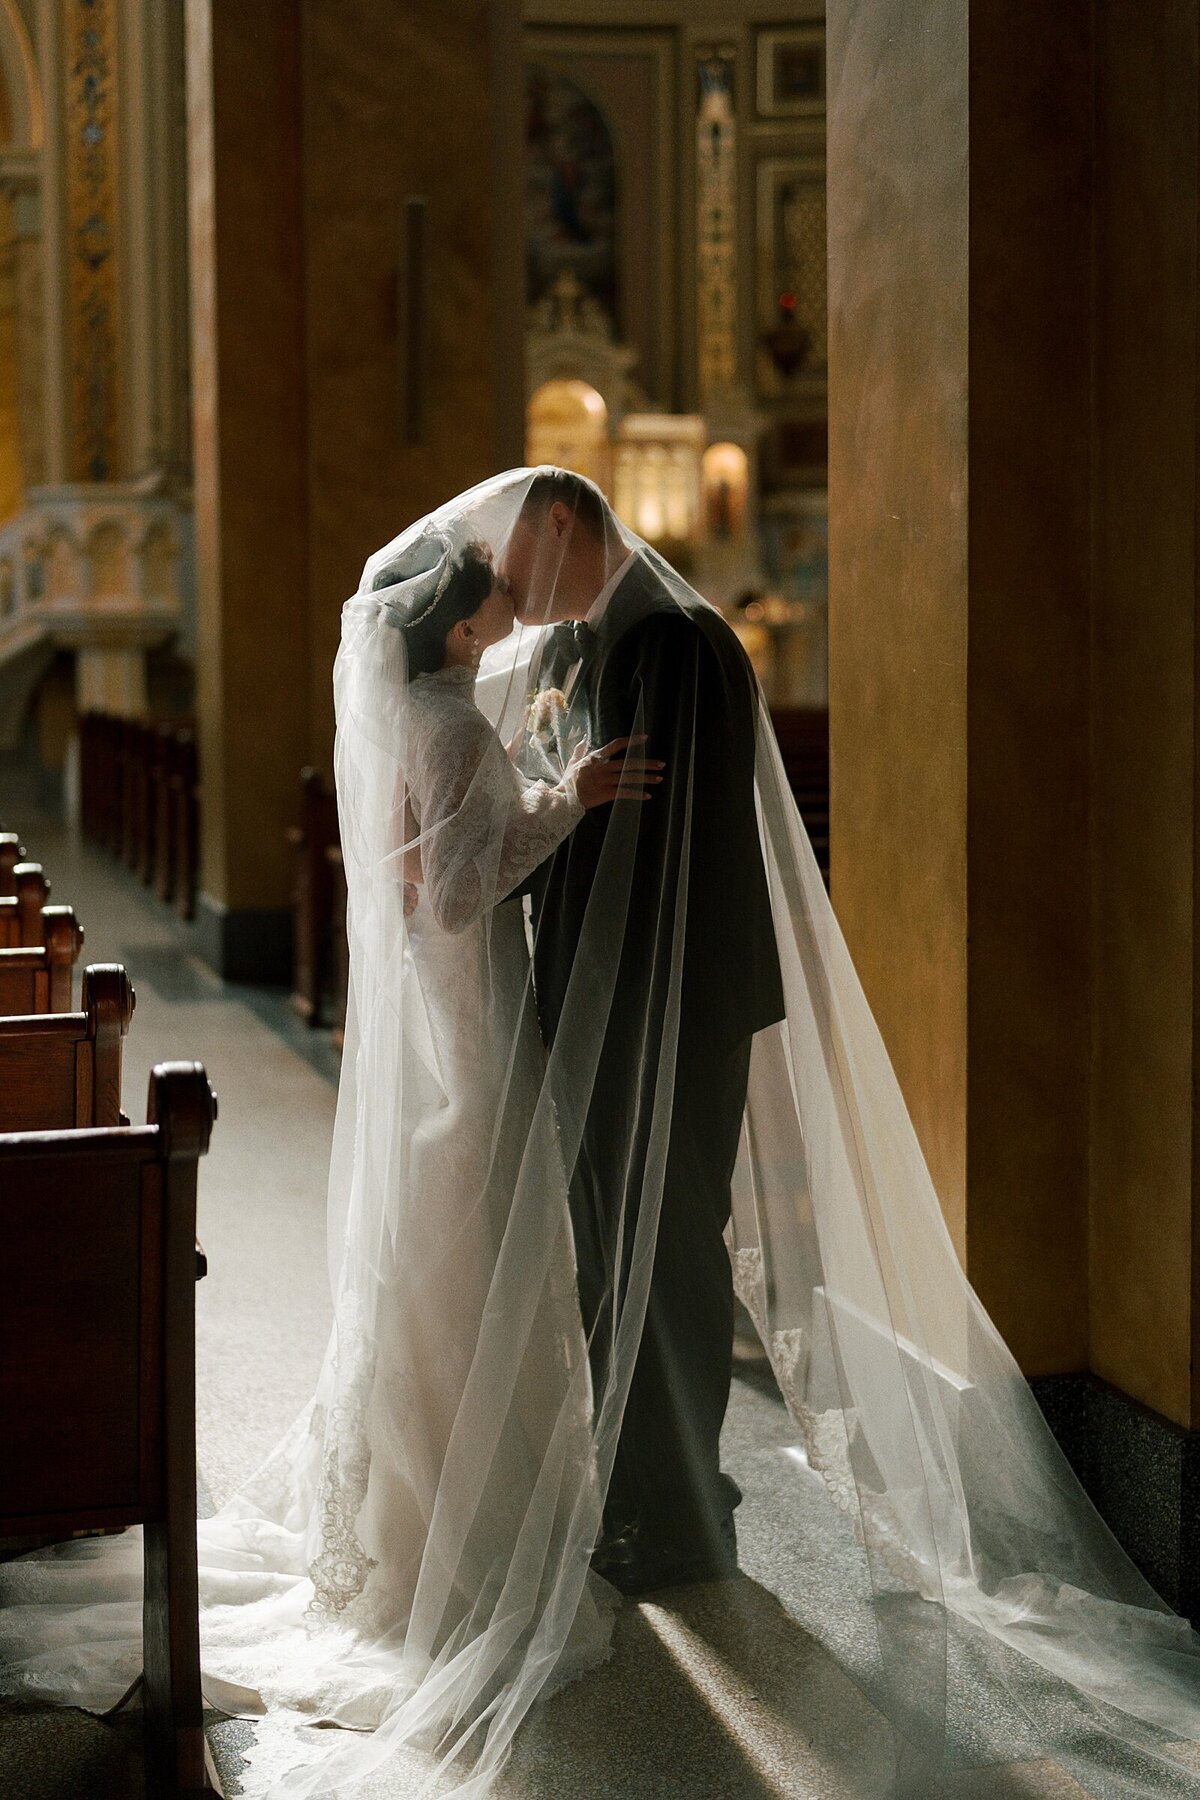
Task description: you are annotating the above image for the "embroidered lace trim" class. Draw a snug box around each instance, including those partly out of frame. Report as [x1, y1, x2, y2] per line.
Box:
[731, 1246, 929, 1589]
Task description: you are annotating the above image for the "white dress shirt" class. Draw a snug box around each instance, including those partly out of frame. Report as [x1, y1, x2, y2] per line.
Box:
[562, 550, 636, 700]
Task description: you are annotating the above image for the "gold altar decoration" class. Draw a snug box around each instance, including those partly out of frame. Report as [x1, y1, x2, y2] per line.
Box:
[701, 441, 749, 543]
[695, 47, 738, 401]
[612, 412, 706, 550]
[527, 378, 610, 493]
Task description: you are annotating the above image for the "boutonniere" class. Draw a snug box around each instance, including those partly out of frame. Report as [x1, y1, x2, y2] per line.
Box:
[526, 686, 567, 751]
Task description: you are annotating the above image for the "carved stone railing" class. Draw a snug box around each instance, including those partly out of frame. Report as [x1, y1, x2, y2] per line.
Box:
[0, 474, 193, 738]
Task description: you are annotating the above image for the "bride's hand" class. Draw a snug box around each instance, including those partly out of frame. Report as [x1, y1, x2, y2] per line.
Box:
[566, 735, 665, 809]
[504, 722, 526, 762]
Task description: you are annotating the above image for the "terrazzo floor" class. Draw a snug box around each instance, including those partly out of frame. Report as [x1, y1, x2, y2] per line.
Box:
[2, 800, 1197, 1800]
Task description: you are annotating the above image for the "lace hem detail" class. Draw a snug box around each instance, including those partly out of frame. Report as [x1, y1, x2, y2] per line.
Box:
[305, 1312, 378, 1624]
[730, 1244, 930, 1591]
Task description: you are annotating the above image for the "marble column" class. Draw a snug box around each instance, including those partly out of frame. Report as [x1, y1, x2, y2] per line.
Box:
[185, 0, 309, 979]
[826, 0, 1200, 1615]
[185, 0, 523, 977]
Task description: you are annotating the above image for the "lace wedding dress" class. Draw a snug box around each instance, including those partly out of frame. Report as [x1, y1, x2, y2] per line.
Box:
[188, 663, 613, 1793]
[0, 651, 614, 1799]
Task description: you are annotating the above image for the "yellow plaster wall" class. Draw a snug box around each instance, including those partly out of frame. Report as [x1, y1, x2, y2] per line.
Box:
[826, 0, 970, 1259]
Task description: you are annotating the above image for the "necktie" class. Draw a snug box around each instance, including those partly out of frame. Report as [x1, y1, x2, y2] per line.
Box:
[541, 620, 593, 696]
[549, 619, 593, 662]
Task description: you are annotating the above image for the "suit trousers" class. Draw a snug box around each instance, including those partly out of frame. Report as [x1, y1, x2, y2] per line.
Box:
[570, 1026, 753, 1556]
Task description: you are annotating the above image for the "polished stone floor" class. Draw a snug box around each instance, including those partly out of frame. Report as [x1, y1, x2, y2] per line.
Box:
[2, 801, 1193, 1800]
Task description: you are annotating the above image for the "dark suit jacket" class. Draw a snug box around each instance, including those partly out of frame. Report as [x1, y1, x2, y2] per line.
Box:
[527, 553, 784, 1061]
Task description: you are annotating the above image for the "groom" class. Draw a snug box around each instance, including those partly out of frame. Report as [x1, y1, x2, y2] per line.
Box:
[502, 470, 784, 1595]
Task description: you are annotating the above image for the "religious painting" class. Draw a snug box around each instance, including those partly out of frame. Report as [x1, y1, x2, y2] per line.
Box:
[525, 31, 676, 406]
[756, 153, 827, 402]
[756, 24, 825, 121]
[525, 67, 617, 320]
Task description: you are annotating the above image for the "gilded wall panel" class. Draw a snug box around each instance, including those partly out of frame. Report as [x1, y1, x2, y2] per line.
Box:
[64, 0, 118, 481]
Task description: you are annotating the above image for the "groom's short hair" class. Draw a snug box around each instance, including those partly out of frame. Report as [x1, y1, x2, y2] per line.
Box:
[520, 469, 607, 540]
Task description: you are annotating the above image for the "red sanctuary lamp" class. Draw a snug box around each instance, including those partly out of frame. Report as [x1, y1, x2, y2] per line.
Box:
[763, 290, 811, 379]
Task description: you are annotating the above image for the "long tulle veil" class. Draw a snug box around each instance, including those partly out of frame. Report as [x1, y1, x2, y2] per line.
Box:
[1, 467, 1198, 1800]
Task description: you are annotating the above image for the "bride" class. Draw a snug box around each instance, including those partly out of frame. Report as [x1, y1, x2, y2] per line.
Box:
[3, 467, 1200, 1800]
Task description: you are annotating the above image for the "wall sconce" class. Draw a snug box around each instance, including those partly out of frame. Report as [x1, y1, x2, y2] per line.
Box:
[762, 291, 811, 380]
[398, 197, 430, 447]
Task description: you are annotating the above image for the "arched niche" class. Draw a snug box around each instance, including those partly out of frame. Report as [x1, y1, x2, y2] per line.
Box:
[702, 442, 750, 542]
[525, 67, 616, 315]
[44, 525, 76, 603]
[0, 0, 42, 527]
[0, 1, 41, 153]
[526, 377, 610, 490]
[0, 1, 38, 150]
[88, 519, 131, 602]
[139, 520, 179, 607]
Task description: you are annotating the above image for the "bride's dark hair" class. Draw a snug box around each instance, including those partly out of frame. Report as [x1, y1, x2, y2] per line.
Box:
[377, 540, 493, 677]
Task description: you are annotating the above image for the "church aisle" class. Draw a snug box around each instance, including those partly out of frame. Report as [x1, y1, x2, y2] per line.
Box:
[0, 812, 1128, 1800]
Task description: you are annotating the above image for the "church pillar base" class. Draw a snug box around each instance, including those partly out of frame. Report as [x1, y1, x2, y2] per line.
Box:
[1033, 1375, 1200, 1626]
[193, 892, 292, 986]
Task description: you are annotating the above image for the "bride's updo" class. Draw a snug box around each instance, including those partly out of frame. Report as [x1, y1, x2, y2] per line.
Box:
[372, 535, 493, 677]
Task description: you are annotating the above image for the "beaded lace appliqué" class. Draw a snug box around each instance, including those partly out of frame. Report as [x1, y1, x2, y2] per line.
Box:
[306, 1316, 378, 1623]
[730, 1244, 930, 1590]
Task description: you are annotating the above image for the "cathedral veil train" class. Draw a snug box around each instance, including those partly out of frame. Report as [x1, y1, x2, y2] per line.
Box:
[3, 465, 1200, 1800]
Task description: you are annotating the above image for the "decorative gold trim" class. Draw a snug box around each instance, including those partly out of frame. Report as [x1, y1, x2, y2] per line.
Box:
[695, 44, 737, 401]
[64, 0, 119, 482]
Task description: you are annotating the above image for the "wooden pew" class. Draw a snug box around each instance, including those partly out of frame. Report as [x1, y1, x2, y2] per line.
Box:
[0, 963, 134, 1131]
[79, 711, 201, 918]
[142, 720, 170, 886]
[153, 721, 177, 902]
[0, 960, 205, 1271]
[0, 904, 84, 1016]
[0, 829, 25, 896]
[78, 709, 99, 840]
[0, 860, 50, 948]
[287, 767, 339, 1024]
[100, 714, 122, 854]
[0, 1062, 220, 1797]
[171, 727, 199, 921]
[123, 718, 167, 881]
[123, 719, 147, 876]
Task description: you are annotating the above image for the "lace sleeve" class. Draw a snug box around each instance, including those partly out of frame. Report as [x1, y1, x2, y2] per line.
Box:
[409, 694, 584, 935]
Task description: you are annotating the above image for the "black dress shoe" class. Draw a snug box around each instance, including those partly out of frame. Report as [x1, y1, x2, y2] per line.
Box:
[593, 1520, 739, 1598]
[590, 1527, 640, 1585]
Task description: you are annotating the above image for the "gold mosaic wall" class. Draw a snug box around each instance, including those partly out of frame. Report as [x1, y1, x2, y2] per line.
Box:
[0, 193, 23, 521]
[65, 0, 119, 481]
